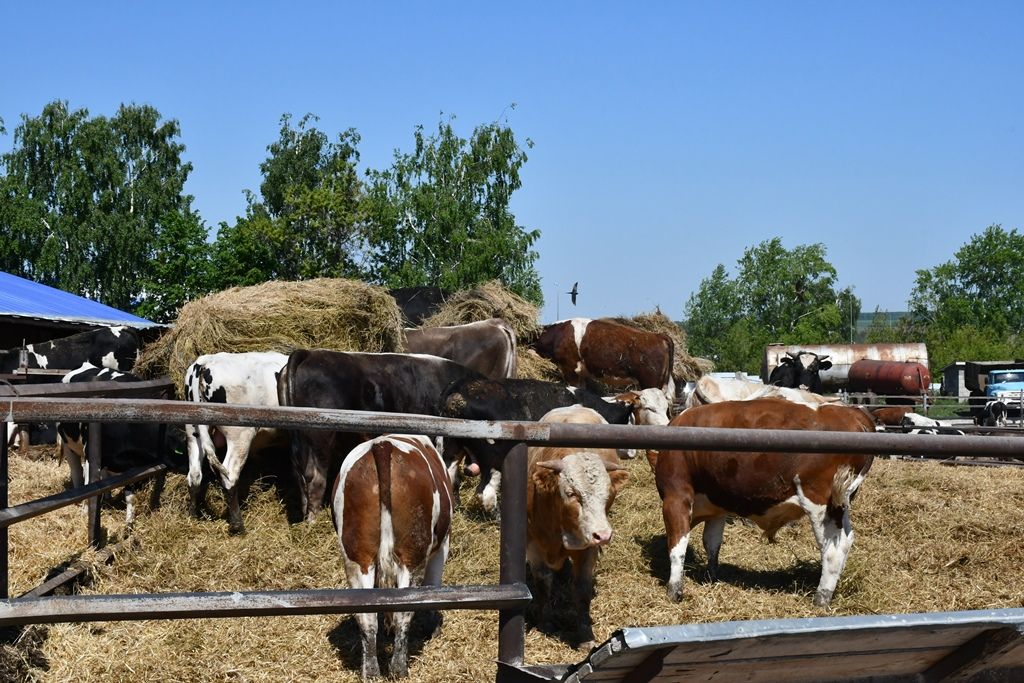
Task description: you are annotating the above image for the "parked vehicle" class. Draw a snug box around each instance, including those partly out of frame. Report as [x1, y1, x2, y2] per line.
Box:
[983, 369, 1024, 409]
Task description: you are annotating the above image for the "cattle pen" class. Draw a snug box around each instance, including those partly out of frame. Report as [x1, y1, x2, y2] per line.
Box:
[2, 395, 1024, 681]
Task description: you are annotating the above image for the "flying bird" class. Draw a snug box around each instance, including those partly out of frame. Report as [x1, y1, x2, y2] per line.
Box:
[567, 282, 579, 306]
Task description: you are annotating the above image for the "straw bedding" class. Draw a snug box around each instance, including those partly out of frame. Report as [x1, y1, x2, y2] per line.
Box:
[133, 279, 405, 394]
[5, 447, 1024, 682]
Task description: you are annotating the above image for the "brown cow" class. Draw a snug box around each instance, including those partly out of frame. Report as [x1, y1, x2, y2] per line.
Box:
[402, 317, 517, 379]
[870, 405, 913, 427]
[527, 406, 629, 648]
[333, 435, 453, 679]
[534, 318, 675, 398]
[652, 399, 875, 607]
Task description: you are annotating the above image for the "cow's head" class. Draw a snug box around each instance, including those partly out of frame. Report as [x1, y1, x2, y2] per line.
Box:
[533, 453, 628, 549]
[772, 351, 831, 392]
[615, 388, 671, 427]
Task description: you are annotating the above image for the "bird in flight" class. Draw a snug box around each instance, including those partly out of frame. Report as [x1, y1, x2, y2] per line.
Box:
[567, 282, 579, 306]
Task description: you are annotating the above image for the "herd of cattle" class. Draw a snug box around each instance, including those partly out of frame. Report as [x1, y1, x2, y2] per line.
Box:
[0, 324, 998, 679]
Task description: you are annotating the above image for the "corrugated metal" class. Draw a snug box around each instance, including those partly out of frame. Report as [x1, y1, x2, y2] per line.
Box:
[0, 272, 157, 328]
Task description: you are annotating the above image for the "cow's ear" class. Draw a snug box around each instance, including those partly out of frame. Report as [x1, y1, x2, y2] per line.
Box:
[531, 466, 561, 495]
[609, 469, 629, 495]
[818, 360, 833, 370]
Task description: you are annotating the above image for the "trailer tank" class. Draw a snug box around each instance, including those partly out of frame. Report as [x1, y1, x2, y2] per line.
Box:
[847, 359, 932, 395]
[761, 343, 929, 390]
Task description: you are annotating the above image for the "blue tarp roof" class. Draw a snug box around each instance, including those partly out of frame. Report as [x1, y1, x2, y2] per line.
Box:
[0, 272, 158, 328]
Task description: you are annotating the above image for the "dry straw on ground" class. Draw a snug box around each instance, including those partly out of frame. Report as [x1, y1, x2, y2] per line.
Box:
[134, 278, 405, 394]
[5, 446, 1024, 682]
[606, 310, 714, 382]
[422, 280, 561, 381]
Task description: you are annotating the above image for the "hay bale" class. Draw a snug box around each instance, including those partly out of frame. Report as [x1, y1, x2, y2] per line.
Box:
[421, 280, 559, 380]
[134, 279, 404, 394]
[606, 310, 713, 382]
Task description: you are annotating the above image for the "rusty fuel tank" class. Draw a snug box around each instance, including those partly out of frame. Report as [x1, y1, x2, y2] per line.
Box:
[762, 343, 929, 389]
[848, 359, 932, 395]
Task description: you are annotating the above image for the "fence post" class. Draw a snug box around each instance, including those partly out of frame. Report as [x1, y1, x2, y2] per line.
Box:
[1, 421, 8, 599]
[87, 423, 103, 548]
[497, 442, 528, 669]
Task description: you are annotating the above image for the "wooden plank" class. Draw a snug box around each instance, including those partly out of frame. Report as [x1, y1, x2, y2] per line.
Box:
[0, 378, 173, 399]
[18, 541, 124, 598]
[660, 624, 990, 665]
[0, 583, 533, 626]
[923, 627, 1024, 681]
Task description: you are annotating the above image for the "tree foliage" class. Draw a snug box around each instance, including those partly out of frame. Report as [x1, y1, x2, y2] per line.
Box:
[684, 238, 859, 373]
[908, 225, 1024, 368]
[0, 101, 194, 311]
[362, 117, 542, 303]
[136, 210, 212, 323]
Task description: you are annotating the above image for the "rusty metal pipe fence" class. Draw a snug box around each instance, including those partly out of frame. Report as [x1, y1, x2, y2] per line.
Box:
[2, 396, 1024, 676]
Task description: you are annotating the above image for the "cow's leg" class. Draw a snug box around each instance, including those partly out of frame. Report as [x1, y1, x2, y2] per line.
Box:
[124, 486, 137, 529]
[476, 467, 501, 519]
[571, 549, 599, 649]
[346, 563, 381, 680]
[219, 427, 257, 534]
[389, 566, 414, 678]
[185, 424, 206, 517]
[149, 471, 166, 513]
[662, 486, 694, 602]
[702, 516, 726, 581]
[422, 538, 449, 637]
[794, 474, 856, 607]
[60, 434, 86, 491]
[526, 546, 554, 625]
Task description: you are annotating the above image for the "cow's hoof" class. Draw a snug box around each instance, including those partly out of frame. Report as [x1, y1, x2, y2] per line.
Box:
[576, 639, 597, 652]
[228, 523, 246, 536]
[813, 589, 833, 608]
[666, 584, 683, 602]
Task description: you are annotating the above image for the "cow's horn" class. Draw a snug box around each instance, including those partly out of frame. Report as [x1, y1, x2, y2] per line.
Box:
[537, 460, 566, 473]
[818, 354, 830, 361]
[786, 351, 797, 358]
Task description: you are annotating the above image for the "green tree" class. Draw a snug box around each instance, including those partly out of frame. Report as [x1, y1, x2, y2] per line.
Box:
[211, 114, 364, 288]
[684, 238, 859, 370]
[363, 116, 542, 303]
[0, 101, 193, 311]
[136, 210, 212, 323]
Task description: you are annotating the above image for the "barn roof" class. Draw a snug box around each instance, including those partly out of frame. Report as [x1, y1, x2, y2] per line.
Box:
[0, 272, 159, 328]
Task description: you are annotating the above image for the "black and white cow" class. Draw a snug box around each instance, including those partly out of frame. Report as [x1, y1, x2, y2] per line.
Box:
[184, 351, 289, 534]
[975, 400, 1009, 428]
[278, 351, 485, 523]
[1, 326, 142, 373]
[57, 362, 168, 526]
[440, 377, 641, 515]
[900, 412, 966, 436]
[768, 351, 832, 393]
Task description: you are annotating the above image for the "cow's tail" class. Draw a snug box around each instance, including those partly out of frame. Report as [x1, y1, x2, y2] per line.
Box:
[496, 319, 518, 378]
[662, 333, 676, 398]
[277, 350, 303, 408]
[371, 439, 396, 575]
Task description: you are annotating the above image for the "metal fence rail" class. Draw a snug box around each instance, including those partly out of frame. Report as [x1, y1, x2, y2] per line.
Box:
[2, 396, 1023, 680]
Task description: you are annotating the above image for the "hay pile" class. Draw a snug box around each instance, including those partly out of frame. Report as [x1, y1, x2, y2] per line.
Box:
[422, 280, 561, 381]
[6, 452, 1024, 681]
[134, 279, 405, 392]
[607, 310, 714, 382]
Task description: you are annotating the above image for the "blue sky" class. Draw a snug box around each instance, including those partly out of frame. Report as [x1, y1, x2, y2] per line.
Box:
[2, 2, 1022, 323]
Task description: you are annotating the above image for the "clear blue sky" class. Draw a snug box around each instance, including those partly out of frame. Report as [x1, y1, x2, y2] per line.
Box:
[2, 2, 1022, 324]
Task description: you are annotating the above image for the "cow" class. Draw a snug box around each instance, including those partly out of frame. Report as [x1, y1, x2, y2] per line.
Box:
[684, 375, 842, 410]
[184, 351, 289, 534]
[527, 406, 628, 649]
[440, 377, 639, 515]
[870, 405, 914, 427]
[0, 326, 142, 373]
[652, 399, 876, 607]
[388, 286, 449, 326]
[278, 351, 485, 522]
[403, 318, 517, 379]
[534, 318, 675, 399]
[333, 435, 452, 679]
[900, 412, 966, 436]
[57, 362, 169, 527]
[976, 400, 1008, 428]
[768, 350, 832, 393]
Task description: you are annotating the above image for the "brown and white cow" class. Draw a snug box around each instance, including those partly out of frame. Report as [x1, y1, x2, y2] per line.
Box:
[333, 434, 453, 680]
[403, 317, 517, 379]
[684, 375, 842, 410]
[652, 399, 875, 607]
[527, 406, 629, 648]
[534, 318, 675, 398]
